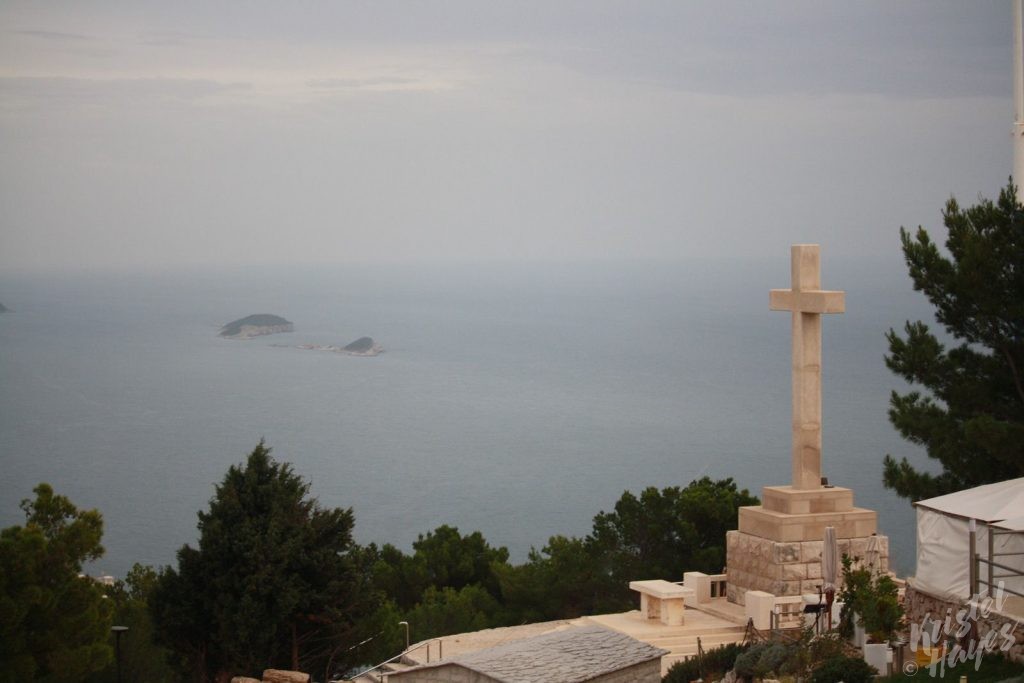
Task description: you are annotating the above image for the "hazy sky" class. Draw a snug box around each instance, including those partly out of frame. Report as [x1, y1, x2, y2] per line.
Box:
[0, 1, 1014, 272]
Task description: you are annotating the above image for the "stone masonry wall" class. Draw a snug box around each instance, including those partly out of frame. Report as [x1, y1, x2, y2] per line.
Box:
[904, 581, 1024, 663]
[727, 530, 889, 605]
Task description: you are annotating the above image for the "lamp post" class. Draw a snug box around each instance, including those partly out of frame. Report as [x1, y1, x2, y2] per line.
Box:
[111, 626, 129, 683]
[398, 621, 409, 651]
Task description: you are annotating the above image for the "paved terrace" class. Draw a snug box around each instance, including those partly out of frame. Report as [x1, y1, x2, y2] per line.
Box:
[395, 599, 747, 679]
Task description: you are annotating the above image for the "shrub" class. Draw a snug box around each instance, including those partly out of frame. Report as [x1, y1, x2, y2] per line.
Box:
[811, 655, 877, 683]
[663, 641, 748, 683]
[838, 554, 903, 642]
[734, 642, 797, 681]
[781, 628, 849, 677]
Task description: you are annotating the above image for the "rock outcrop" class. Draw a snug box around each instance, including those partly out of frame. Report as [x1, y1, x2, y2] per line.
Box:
[286, 336, 384, 357]
[343, 336, 381, 355]
[219, 314, 293, 339]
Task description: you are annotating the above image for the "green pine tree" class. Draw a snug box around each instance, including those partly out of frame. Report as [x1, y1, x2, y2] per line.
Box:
[0, 484, 114, 683]
[883, 181, 1024, 500]
[150, 441, 384, 682]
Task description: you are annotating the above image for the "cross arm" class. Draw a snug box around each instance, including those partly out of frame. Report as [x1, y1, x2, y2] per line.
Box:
[770, 289, 846, 314]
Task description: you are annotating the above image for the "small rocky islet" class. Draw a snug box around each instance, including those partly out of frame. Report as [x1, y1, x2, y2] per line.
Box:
[219, 313, 382, 356]
[219, 314, 294, 339]
[282, 336, 384, 357]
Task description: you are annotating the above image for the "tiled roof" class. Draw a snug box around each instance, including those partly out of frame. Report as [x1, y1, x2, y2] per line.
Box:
[392, 624, 667, 683]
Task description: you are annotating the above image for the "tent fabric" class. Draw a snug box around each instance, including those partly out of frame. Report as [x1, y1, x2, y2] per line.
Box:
[915, 507, 971, 597]
[914, 479, 1024, 600]
[992, 516, 1024, 532]
[915, 478, 1024, 522]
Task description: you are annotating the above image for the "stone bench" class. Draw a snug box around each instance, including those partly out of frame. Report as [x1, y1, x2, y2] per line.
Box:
[629, 580, 694, 626]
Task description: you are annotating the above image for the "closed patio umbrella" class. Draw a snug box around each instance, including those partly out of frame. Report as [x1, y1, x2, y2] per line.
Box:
[866, 533, 881, 576]
[822, 526, 838, 631]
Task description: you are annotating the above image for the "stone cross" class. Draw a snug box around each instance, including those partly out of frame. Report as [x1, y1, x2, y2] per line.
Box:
[769, 245, 845, 490]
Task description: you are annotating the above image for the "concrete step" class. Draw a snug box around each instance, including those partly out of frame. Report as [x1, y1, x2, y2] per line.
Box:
[600, 623, 744, 642]
[693, 602, 749, 626]
[645, 632, 745, 650]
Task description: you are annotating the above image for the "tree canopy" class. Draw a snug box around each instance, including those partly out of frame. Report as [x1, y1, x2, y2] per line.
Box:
[371, 525, 508, 612]
[387, 477, 758, 636]
[883, 182, 1024, 500]
[0, 484, 113, 683]
[149, 441, 382, 682]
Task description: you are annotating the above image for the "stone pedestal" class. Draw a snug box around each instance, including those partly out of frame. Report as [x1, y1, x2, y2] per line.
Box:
[739, 486, 878, 542]
[727, 484, 888, 605]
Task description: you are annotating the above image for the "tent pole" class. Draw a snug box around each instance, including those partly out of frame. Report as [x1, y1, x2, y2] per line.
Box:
[969, 519, 978, 598]
[988, 528, 995, 598]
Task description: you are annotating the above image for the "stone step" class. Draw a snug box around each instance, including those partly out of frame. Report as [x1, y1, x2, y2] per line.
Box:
[645, 631, 745, 650]
[692, 602, 750, 625]
[614, 626, 745, 643]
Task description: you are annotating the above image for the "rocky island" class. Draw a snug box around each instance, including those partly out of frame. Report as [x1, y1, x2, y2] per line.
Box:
[342, 337, 380, 354]
[277, 336, 384, 357]
[219, 314, 294, 339]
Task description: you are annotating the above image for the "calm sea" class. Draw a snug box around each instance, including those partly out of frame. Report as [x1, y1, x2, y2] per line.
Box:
[0, 258, 935, 578]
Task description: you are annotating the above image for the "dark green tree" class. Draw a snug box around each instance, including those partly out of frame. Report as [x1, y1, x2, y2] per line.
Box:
[85, 564, 176, 683]
[883, 182, 1024, 500]
[401, 585, 499, 641]
[0, 484, 113, 683]
[495, 534, 619, 621]
[371, 525, 509, 611]
[150, 442, 382, 682]
[496, 477, 758, 620]
[587, 477, 758, 604]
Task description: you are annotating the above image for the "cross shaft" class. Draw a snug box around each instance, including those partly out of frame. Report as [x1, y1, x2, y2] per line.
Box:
[769, 244, 845, 490]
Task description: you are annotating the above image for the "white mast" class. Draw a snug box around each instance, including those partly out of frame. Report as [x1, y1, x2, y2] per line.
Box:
[1015, 0, 1024, 194]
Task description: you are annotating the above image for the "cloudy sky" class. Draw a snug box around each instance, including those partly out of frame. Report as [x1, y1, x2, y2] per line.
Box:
[0, 1, 1014, 272]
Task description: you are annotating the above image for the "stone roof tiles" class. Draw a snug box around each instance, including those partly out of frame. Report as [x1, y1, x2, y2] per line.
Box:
[391, 624, 667, 683]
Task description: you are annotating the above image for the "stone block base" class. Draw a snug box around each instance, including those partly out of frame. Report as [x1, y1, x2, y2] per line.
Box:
[762, 485, 854, 514]
[726, 529, 889, 605]
[738, 504, 877, 542]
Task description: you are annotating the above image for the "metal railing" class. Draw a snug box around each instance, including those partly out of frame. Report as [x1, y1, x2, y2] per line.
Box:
[347, 637, 444, 682]
[970, 523, 1024, 601]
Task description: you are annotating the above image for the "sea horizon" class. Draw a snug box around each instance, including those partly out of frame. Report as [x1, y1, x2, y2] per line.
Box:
[0, 256, 937, 579]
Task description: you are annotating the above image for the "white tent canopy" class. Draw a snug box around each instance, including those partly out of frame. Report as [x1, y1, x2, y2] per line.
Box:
[914, 478, 1024, 599]
[993, 516, 1024, 532]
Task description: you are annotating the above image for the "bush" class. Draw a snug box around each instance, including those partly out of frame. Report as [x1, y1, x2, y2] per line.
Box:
[663, 642, 748, 683]
[781, 628, 849, 677]
[838, 554, 903, 642]
[734, 642, 796, 681]
[811, 655, 877, 683]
